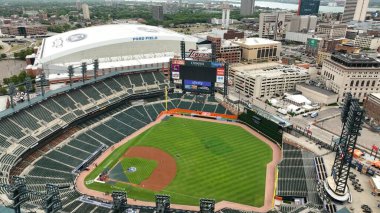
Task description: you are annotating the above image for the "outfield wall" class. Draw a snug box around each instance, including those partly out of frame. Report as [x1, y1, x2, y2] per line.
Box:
[238, 108, 287, 147]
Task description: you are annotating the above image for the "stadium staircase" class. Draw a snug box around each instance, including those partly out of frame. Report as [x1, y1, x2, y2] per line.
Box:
[0, 69, 233, 212]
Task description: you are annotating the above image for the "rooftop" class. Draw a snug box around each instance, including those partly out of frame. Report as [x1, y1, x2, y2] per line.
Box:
[234, 64, 309, 78]
[37, 24, 198, 63]
[297, 83, 338, 96]
[232, 37, 280, 46]
[330, 53, 380, 68]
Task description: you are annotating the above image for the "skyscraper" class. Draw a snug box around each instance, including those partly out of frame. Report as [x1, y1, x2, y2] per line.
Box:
[240, 0, 255, 16]
[297, 0, 320, 16]
[342, 0, 369, 22]
[76, 0, 81, 10]
[152, 5, 164, 21]
[82, 3, 90, 20]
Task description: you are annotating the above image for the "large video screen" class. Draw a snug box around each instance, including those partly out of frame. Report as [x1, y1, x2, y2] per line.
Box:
[180, 66, 217, 82]
[183, 79, 212, 93]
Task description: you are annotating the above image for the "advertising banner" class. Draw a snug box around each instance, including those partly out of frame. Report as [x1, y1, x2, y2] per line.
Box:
[216, 67, 225, 83]
[171, 64, 181, 79]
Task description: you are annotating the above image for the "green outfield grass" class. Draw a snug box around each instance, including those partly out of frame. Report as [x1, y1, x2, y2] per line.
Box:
[85, 117, 273, 206]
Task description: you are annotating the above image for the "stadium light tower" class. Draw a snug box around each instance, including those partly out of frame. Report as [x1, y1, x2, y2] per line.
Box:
[0, 176, 30, 213]
[44, 184, 63, 213]
[8, 83, 16, 108]
[324, 93, 364, 202]
[93, 59, 99, 80]
[39, 73, 47, 97]
[200, 198, 215, 213]
[112, 191, 128, 213]
[180, 40, 186, 60]
[81, 62, 87, 83]
[68, 65, 74, 87]
[25, 76, 32, 102]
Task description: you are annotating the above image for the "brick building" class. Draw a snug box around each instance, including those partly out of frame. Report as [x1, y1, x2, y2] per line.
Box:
[364, 93, 380, 127]
[206, 35, 241, 63]
[0, 25, 47, 36]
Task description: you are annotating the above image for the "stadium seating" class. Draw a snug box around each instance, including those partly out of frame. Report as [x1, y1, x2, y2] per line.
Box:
[141, 72, 156, 84]
[94, 82, 113, 96]
[0, 68, 236, 212]
[129, 73, 144, 87]
[0, 118, 25, 139]
[103, 78, 123, 92]
[0, 135, 11, 149]
[53, 94, 77, 110]
[41, 98, 67, 115]
[113, 75, 132, 88]
[10, 110, 41, 131]
[80, 85, 102, 100]
[68, 89, 90, 106]
[28, 104, 56, 122]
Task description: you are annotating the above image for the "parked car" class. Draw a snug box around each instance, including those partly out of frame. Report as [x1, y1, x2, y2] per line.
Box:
[310, 112, 319, 118]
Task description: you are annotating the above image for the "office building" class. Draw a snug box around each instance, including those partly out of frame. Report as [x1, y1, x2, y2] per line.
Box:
[259, 12, 293, 40]
[206, 35, 241, 63]
[342, 0, 369, 22]
[289, 15, 317, 33]
[305, 37, 323, 56]
[231, 38, 281, 63]
[364, 93, 380, 127]
[298, 0, 321, 16]
[82, 3, 90, 20]
[152, 5, 164, 21]
[354, 34, 380, 50]
[316, 24, 347, 39]
[321, 53, 380, 102]
[285, 32, 314, 43]
[240, 0, 255, 16]
[233, 64, 310, 98]
[76, 0, 81, 10]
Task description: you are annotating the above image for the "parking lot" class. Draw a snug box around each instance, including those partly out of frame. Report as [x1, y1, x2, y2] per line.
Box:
[316, 116, 380, 150]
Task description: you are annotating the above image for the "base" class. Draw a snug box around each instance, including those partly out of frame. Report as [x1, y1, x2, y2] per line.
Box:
[324, 177, 351, 203]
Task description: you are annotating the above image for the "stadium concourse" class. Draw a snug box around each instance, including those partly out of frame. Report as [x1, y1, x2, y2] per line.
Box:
[0, 69, 242, 212]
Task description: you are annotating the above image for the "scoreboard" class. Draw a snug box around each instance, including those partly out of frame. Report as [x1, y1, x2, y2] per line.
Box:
[170, 59, 226, 94]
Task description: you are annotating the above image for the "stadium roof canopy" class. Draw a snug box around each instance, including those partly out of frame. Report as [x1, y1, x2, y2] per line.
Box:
[37, 24, 199, 63]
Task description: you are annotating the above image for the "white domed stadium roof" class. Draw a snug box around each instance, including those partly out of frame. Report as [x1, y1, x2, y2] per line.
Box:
[37, 24, 199, 63]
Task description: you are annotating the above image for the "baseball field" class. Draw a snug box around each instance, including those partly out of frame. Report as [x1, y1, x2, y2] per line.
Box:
[84, 117, 273, 207]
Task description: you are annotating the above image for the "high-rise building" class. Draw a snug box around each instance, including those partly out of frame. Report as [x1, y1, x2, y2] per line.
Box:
[297, 0, 320, 16]
[259, 12, 293, 40]
[152, 5, 164, 21]
[76, 0, 81, 10]
[342, 0, 369, 22]
[240, 0, 255, 16]
[289, 15, 318, 33]
[221, 4, 231, 29]
[316, 24, 347, 39]
[82, 3, 90, 20]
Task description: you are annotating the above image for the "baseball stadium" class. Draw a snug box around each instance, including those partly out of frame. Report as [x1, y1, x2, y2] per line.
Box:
[0, 24, 333, 213]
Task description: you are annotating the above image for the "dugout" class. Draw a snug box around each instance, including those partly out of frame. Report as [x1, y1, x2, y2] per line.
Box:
[238, 106, 293, 147]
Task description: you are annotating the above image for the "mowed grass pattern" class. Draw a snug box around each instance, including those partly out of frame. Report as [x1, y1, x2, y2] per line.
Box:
[120, 158, 157, 185]
[86, 117, 272, 206]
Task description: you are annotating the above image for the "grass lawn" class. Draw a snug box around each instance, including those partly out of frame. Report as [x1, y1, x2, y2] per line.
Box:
[119, 158, 157, 185]
[85, 117, 273, 206]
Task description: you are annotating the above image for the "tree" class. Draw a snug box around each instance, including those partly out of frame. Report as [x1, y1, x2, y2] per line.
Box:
[3, 78, 10, 85]
[0, 86, 7, 95]
[1, 53, 6, 59]
[10, 75, 19, 84]
[18, 71, 28, 82]
[18, 85, 26, 92]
